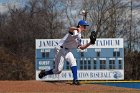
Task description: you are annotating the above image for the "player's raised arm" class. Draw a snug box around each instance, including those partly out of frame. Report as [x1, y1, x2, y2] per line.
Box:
[69, 27, 78, 32]
[79, 25, 97, 50]
[79, 42, 91, 50]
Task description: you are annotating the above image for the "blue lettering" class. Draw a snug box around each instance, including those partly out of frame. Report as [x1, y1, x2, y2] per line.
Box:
[115, 40, 120, 46]
[78, 72, 89, 78]
[46, 41, 52, 46]
[95, 39, 120, 46]
[68, 73, 72, 78]
[39, 41, 42, 47]
[39, 40, 59, 47]
[61, 73, 67, 78]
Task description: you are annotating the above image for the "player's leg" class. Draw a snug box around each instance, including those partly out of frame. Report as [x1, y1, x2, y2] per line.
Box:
[38, 48, 65, 78]
[52, 51, 65, 74]
[65, 52, 80, 85]
[38, 68, 54, 79]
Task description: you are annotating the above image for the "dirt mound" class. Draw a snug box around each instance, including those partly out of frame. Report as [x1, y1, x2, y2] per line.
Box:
[0, 80, 139, 93]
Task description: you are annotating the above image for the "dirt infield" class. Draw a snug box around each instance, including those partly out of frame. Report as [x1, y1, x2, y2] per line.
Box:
[0, 81, 140, 93]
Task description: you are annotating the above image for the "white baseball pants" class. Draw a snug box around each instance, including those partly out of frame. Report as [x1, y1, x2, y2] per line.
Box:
[52, 47, 77, 74]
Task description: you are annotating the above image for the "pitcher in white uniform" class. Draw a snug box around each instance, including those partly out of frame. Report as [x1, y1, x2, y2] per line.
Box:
[39, 20, 92, 85]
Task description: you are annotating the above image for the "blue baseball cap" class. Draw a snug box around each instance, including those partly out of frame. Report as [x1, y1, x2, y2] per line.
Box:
[78, 20, 89, 26]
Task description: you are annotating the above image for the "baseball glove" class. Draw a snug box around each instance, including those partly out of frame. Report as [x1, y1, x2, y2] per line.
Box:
[89, 30, 96, 44]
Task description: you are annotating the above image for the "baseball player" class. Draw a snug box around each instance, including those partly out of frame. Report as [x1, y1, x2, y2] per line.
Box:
[38, 20, 96, 85]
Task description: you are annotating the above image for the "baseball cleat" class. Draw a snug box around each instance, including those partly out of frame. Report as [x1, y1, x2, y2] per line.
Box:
[38, 70, 46, 79]
[72, 80, 80, 85]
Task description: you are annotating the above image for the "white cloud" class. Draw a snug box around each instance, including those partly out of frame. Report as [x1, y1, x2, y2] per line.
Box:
[0, 3, 9, 13]
[0, 2, 20, 14]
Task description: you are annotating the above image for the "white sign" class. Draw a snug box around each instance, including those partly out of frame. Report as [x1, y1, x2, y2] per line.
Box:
[36, 70, 124, 80]
[35, 38, 124, 81]
[36, 38, 123, 49]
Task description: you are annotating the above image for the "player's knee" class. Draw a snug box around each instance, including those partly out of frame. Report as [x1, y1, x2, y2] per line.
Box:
[67, 58, 77, 67]
[53, 69, 62, 74]
[71, 60, 77, 67]
[56, 71, 62, 74]
[71, 63, 77, 67]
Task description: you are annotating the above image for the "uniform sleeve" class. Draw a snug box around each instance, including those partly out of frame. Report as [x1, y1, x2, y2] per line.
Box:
[73, 30, 82, 46]
[73, 30, 78, 35]
[72, 30, 81, 38]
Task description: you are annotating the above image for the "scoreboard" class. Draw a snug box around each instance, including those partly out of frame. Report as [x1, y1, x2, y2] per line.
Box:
[36, 38, 124, 81]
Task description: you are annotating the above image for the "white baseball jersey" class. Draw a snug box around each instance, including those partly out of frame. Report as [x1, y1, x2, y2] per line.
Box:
[59, 30, 82, 49]
[52, 30, 81, 74]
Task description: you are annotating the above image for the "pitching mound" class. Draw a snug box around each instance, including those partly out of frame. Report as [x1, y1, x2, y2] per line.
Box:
[0, 80, 139, 93]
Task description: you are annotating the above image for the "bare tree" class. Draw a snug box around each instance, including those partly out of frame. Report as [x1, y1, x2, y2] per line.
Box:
[0, 0, 66, 80]
[0, 0, 140, 80]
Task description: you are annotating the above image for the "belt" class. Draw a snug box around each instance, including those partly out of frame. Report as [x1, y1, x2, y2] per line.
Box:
[60, 46, 68, 50]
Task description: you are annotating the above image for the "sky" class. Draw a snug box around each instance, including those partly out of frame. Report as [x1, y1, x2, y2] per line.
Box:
[0, 0, 140, 19]
[0, 0, 27, 13]
[0, 0, 26, 4]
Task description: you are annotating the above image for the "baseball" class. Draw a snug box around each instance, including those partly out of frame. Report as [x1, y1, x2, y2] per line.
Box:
[82, 10, 86, 14]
